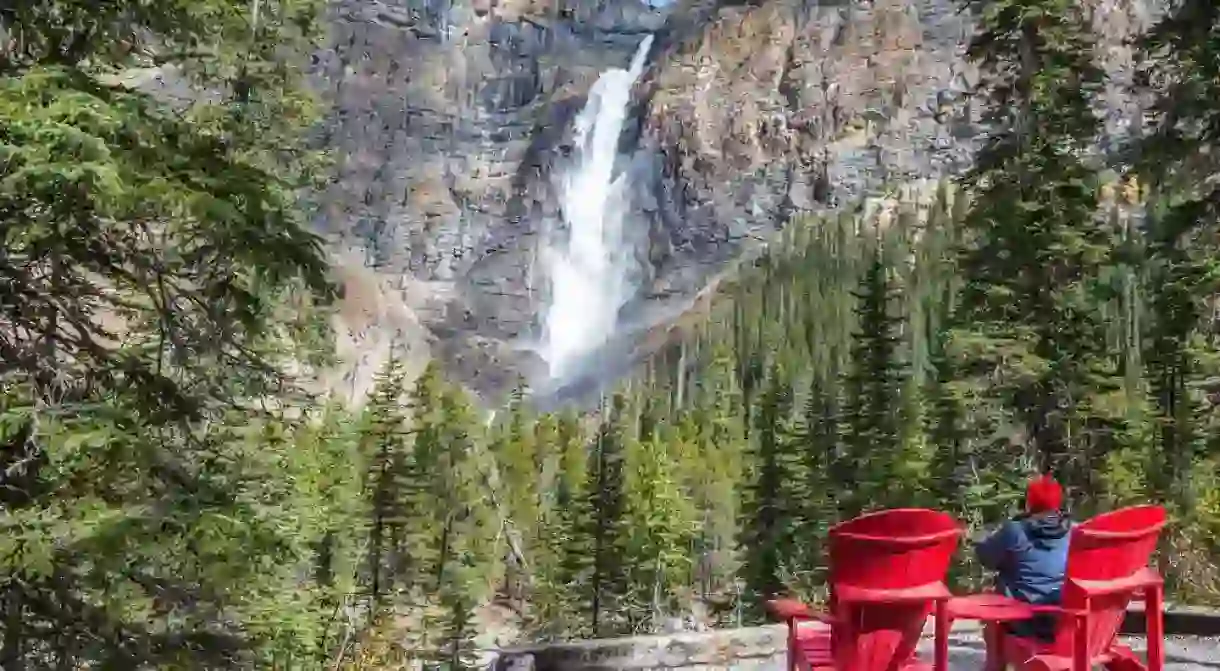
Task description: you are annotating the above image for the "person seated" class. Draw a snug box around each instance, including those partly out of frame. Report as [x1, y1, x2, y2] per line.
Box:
[974, 474, 1072, 641]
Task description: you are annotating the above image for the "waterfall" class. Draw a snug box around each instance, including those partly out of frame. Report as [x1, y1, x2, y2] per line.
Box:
[540, 34, 654, 381]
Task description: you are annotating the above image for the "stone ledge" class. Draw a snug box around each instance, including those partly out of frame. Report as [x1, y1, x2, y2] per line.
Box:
[930, 603, 1220, 637]
[494, 625, 787, 671]
[1122, 603, 1220, 637]
[940, 602, 1220, 637]
[493, 604, 1220, 671]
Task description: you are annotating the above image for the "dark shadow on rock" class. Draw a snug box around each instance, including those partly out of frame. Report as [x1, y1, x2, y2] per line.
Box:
[506, 93, 590, 230]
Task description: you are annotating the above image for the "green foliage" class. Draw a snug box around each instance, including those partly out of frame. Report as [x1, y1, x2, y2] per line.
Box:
[838, 250, 911, 513]
[7, 0, 1220, 665]
[622, 430, 698, 633]
[0, 0, 341, 666]
[581, 392, 631, 636]
[738, 360, 799, 604]
[1135, 0, 1220, 506]
[528, 409, 589, 640]
[952, 0, 1114, 482]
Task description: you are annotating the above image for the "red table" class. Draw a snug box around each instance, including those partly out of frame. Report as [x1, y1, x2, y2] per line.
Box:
[946, 593, 1051, 622]
[937, 594, 1061, 671]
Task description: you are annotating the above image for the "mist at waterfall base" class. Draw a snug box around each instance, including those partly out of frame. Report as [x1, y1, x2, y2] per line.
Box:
[533, 35, 654, 402]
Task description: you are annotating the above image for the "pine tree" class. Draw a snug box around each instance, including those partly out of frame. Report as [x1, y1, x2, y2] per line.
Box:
[1136, 0, 1220, 502]
[0, 0, 336, 665]
[791, 375, 839, 580]
[583, 392, 631, 636]
[838, 252, 908, 513]
[437, 569, 481, 671]
[434, 383, 491, 592]
[689, 344, 746, 606]
[952, 0, 1112, 483]
[919, 193, 968, 512]
[294, 403, 368, 660]
[622, 429, 697, 633]
[361, 357, 413, 607]
[739, 361, 798, 607]
[543, 409, 591, 638]
[925, 319, 967, 510]
[490, 380, 540, 604]
[527, 412, 565, 638]
[407, 362, 448, 593]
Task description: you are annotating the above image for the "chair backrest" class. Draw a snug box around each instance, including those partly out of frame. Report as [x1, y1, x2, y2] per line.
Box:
[827, 508, 962, 670]
[830, 507, 962, 590]
[1048, 505, 1167, 658]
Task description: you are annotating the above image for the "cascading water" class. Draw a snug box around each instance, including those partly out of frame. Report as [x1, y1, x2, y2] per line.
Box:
[540, 34, 654, 382]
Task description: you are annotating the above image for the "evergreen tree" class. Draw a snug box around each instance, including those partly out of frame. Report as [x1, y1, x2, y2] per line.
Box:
[790, 375, 839, 579]
[837, 251, 910, 514]
[920, 193, 968, 512]
[583, 392, 631, 636]
[406, 362, 448, 592]
[925, 318, 966, 510]
[0, 0, 336, 665]
[437, 569, 481, 671]
[490, 380, 540, 604]
[537, 409, 591, 639]
[434, 383, 495, 595]
[528, 412, 563, 638]
[952, 0, 1113, 482]
[738, 361, 798, 605]
[689, 344, 746, 604]
[1136, 0, 1220, 502]
[622, 430, 697, 633]
[361, 356, 413, 607]
[293, 403, 368, 659]
[13, 0, 1220, 645]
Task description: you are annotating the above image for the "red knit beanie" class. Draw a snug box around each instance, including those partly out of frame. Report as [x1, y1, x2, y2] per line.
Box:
[1026, 475, 1063, 513]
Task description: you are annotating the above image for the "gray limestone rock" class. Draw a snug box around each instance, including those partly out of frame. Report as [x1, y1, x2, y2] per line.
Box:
[309, 0, 1160, 401]
[490, 623, 1219, 670]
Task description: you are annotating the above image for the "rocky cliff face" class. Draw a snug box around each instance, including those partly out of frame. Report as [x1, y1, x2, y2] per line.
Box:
[316, 0, 1155, 403]
[317, 0, 670, 400]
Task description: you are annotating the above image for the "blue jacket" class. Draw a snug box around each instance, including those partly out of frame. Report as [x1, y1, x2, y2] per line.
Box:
[975, 513, 1072, 606]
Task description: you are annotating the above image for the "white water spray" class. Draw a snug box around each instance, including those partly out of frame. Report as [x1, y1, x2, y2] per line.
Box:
[541, 35, 654, 381]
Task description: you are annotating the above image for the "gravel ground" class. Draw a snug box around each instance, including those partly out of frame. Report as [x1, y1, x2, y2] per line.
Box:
[916, 634, 1220, 671]
[716, 635, 1220, 670]
[489, 620, 1220, 670]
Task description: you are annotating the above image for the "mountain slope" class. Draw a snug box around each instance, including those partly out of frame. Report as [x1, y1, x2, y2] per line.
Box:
[309, 0, 1154, 401]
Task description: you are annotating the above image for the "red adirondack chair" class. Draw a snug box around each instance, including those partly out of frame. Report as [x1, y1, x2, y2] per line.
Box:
[766, 508, 962, 671]
[963, 504, 1167, 671]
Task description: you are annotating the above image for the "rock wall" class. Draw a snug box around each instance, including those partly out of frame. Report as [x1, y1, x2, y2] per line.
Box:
[315, 0, 672, 400]
[492, 624, 790, 671]
[487, 618, 1220, 671]
[312, 0, 1158, 402]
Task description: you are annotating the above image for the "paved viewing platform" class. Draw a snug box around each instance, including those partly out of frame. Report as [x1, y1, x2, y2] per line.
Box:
[492, 621, 1220, 671]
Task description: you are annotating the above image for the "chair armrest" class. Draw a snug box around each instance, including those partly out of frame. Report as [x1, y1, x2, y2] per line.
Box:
[765, 598, 812, 620]
[1070, 567, 1162, 599]
[764, 598, 837, 625]
[945, 593, 1083, 622]
[1020, 604, 1088, 618]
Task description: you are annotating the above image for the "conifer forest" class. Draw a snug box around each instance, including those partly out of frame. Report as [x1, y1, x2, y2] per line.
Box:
[4, 0, 1220, 668]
